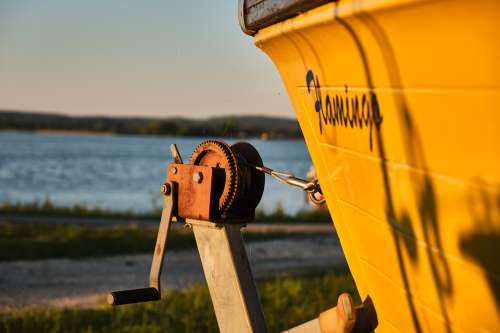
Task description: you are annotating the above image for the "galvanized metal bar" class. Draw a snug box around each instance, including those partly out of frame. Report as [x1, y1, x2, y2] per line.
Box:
[191, 221, 268, 333]
[282, 318, 321, 333]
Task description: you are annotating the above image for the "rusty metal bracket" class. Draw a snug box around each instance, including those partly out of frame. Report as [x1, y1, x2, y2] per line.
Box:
[168, 163, 216, 220]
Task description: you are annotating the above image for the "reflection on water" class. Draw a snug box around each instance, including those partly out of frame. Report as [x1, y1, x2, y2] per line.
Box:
[0, 132, 312, 214]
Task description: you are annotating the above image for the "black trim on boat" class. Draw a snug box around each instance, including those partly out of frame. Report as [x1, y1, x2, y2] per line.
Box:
[239, 0, 336, 35]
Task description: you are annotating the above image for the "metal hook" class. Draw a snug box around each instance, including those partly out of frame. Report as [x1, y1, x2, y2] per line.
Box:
[240, 158, 326, 205]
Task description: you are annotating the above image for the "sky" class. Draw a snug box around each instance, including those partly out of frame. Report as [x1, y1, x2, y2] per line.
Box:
[0, 0, 293, 118]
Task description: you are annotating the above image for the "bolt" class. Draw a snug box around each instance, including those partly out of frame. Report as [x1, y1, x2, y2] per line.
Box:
[160, 183, 171, 195]
[192, 171, 203, 184]
[171, 167, 178, 175]
[107, 293, 116, 305]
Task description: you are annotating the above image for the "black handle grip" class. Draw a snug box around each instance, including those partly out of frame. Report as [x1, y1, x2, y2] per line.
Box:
[107, 287, 160, 305]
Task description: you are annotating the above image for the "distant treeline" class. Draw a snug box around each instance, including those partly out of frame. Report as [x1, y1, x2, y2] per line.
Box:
[0, 110, 303, 139]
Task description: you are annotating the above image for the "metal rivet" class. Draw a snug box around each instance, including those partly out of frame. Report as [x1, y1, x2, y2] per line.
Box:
[193, 171, 203, 184]
[160, 183, 171, 195]
[171, 167, 178, 175]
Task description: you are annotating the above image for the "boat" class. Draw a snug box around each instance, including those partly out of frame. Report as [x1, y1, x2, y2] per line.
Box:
[240, 0, 500, 332]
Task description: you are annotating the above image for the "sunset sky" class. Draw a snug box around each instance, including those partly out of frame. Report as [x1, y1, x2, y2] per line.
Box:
[0, 0, 292, 118]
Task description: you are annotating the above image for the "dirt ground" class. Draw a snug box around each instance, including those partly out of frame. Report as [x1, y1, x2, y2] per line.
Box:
[0, 234, 344, 310]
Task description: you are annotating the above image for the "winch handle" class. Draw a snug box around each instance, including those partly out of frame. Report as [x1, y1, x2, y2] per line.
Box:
[107, 287, 160, 305]
[107, 181, 176, 306]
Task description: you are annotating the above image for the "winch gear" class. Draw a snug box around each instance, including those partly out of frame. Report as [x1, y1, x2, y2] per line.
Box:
[190, 140, 239, 214]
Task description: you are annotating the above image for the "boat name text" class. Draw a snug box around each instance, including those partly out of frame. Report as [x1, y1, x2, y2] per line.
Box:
[306, 70, 383, 151]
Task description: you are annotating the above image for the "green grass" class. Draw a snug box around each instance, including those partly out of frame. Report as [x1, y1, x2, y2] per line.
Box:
[0, 222, 335, 261]
[0, 269, 357, 333]
[0, 198, 333, 261]
[0, 198, 332, 223]
[0, 223, 189, 261]
[0, 199, 145, 220]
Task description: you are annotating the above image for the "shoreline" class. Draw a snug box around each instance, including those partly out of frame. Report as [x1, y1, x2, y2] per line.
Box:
[0, 129, 305, 140]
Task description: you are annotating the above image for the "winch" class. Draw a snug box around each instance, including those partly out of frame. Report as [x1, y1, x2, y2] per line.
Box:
[107, 140, 376, 333]
[172, 140, 266, 220]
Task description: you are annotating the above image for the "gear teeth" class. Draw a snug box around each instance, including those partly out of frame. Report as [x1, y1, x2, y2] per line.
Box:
[190, 140, 239, 214]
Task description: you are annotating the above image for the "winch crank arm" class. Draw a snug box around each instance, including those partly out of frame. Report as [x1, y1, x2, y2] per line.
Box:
[108, 182, 176, 305]
[149, 181, 175, 293]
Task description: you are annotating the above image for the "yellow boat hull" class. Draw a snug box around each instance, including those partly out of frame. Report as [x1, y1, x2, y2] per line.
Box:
[254, 0, 500, 332]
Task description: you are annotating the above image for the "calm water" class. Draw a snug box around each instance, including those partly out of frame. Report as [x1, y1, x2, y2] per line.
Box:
[0, 132, 312, 214]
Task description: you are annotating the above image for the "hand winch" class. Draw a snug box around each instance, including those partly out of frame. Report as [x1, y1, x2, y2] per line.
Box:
[106, 139, 375, 333]
[107, 139, 324, 305]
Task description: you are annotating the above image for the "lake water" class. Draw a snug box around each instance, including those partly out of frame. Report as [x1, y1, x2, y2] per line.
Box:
[0, 132, 312, 214]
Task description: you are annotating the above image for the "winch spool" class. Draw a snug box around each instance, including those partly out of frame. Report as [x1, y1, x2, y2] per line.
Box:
[189, 140, 265, 220]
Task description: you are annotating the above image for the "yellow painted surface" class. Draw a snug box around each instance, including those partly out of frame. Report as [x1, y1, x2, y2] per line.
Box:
[254, 0, 500, 332]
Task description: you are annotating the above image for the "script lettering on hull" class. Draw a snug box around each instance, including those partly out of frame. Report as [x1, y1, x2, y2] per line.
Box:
[306, 70, 383, 151]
